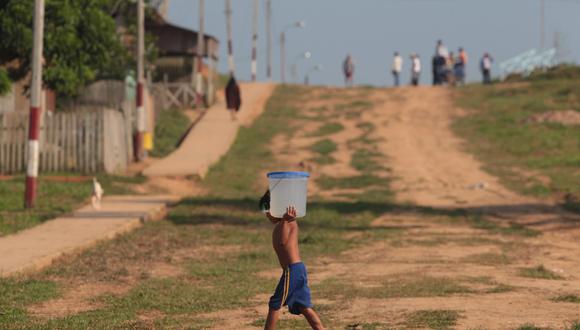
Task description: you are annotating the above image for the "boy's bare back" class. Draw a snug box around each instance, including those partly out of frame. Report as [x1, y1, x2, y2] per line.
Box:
[265, 206, 324, 329]
[271, 211, 301, 268]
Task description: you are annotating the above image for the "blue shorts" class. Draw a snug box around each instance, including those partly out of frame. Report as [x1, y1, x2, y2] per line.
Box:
[268, 262, 313, 315]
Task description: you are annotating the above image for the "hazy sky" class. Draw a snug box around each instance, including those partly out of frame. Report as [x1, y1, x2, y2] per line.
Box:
[168, 0, 580, 86]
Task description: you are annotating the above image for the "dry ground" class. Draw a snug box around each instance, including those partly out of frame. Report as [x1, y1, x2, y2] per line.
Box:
[14, 85, 580, 329]
[207, 86, 580, 329]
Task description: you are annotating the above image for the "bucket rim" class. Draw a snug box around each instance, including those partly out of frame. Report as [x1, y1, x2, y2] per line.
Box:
[267, 171, 310, 179]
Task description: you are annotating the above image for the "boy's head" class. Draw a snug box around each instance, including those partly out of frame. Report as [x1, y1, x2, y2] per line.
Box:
[259, 190, 270, 213]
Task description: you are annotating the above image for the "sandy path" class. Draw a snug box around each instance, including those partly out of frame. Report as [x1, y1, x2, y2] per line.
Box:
[143, 83, 275, 179]
[372, 87, 527, 207]
[220, 86, 580, 329]
[371, 87, 580, 233]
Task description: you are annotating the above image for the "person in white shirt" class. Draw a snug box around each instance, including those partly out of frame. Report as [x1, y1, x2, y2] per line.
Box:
[391, 52, 403, 87]
[436, 39, 449, 58]
[410, 53, 421, 86]
[480, 53, 493, 84]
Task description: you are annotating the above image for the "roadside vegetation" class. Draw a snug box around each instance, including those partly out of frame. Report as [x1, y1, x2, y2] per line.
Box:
[454, 65, 580, 211]
[0, 174, 145, 237]
[1, 85, 578, 329]
[149, 108, 192, 158]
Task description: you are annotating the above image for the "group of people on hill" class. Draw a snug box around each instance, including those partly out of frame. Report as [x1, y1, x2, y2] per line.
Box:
[431, 40, 469, 86]
[391, 40, 494, 87]
[342, 39, 494, 87]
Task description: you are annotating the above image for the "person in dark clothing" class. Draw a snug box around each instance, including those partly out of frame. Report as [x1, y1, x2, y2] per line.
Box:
[436, 55, 447, 85]
[343, 54, 355, 87]
[225, 75, 241, 120]
[432, 56, 438, 86]
[432, 55, 446, 85]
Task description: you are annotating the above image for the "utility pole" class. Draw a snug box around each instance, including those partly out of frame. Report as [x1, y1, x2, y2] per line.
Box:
[135, 0, 145, 162]
[280, 21, 304, 84]
[225, 0, 235, 76]
[540, 0, 545, 49]
[195, 0, 205, 104]
[24, 0, 45, 208]
[280, 31, 286, 83]
[251, 0, 259, 81]
[266, 0, 272, 80]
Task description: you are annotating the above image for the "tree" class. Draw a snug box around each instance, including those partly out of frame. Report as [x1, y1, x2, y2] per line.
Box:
[0, 0, 130, 97]
[0, 68, 10, 95]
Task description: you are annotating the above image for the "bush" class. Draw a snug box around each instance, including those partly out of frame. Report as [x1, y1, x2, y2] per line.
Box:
[0, 68, 11, 95]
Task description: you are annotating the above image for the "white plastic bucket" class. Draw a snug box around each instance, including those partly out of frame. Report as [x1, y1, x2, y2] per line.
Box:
[267, 171, 310, 218]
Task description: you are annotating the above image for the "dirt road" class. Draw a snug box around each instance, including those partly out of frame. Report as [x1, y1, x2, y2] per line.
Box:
[141, 83, 275, 195]
[371, 87, 580, 233]
[209, 86, 580, 329]
[143, 83, 275, 179]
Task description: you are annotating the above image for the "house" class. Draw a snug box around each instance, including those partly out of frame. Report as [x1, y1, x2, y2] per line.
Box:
[147, 12, 220, 82]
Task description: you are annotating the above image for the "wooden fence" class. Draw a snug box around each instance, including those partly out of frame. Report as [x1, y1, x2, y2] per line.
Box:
[150, 82, 198, 110]
[150, 78, 216, 111]
[0, 109, 132, 174]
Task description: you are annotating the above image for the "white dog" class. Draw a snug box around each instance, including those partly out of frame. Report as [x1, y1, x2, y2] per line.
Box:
[91, 177, 104, 209]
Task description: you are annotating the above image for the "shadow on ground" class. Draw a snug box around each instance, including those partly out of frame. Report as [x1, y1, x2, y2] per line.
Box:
[168, 197, 580, 233]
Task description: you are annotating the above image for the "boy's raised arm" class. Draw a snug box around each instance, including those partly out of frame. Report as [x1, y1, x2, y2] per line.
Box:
[279, 206, 296, 246]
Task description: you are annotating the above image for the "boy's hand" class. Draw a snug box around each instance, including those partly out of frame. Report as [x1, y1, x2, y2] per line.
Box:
[283, 206, 297, 222]
[266, 212, 280, 224]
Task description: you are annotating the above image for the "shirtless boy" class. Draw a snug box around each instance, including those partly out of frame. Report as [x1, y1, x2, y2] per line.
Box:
[264, 206, 324, 330]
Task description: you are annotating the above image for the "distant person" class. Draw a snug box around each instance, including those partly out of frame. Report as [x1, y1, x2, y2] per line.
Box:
[446, 52, 456, 85]
[410, 53, 421, 86]
[343, 54, 355, 87]
[391, 52, 403, 87]
[225, 75, 241, 120]
[263, 206, 325, 330]
[480, 53, 493, 84]
[435, 39, 449, 58]
[454, 47, 468, 85]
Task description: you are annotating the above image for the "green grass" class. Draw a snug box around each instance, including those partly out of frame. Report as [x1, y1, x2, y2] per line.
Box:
[308, 122, 344, 137]
[0, 174, 145, 236]
[311, 155, 337, 165]
[0, 278, 59, 327]
[465, 215, 539, 237]
[567, 321, 580, 330]
[461, 252, 511, 265]
[311, 139, 337, 156]
[351, 148, 385, 173]
[552, 294, 580, 303]
[309, 138, 338, 165]
[345, 322, 393, 330]
[316, 174, 389, 190]
[149, 108, 192, 157]
[516, 324, 549, 330]
[454, 76, 580, 204]
[405, 310, 460, 330]
[518, 265, 564, 280]
[335, 100, 374, 112]
[315, 276, 472, 300]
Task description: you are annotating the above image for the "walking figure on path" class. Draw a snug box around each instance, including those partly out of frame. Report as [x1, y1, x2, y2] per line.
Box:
[410, 53, 421, 86]
[225, 75, 241, 120]
[391, 52, 403, 87]
[480, 53, 493, 84]
[343, 54, 355, 87]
